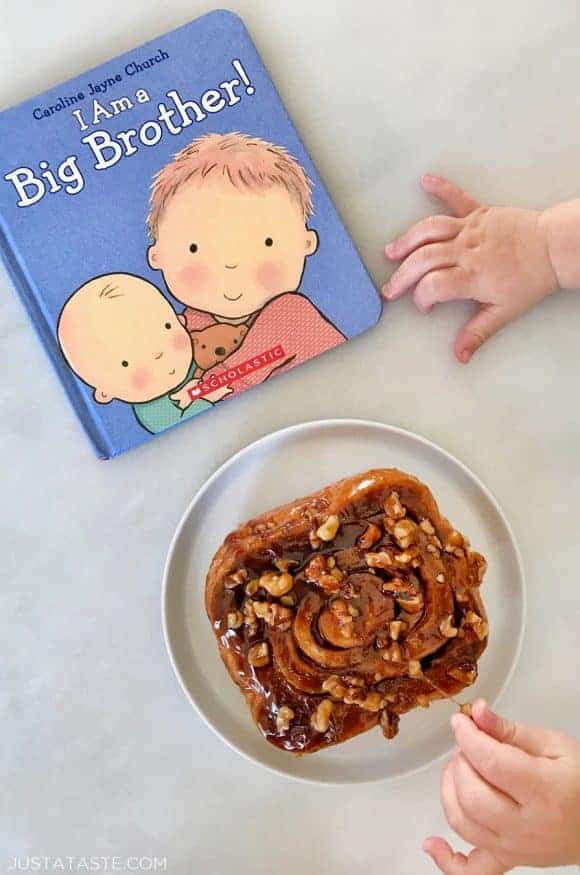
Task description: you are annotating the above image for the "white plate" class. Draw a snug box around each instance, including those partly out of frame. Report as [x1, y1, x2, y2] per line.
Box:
[163, 419, 525, 784]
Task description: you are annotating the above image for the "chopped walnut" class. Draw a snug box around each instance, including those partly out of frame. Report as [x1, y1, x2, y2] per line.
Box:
[436, 573, 446, 583]
[259, 571, 294, 597]
[439, 614, 458, 638]
[460, 702, 473, 718]
[365, 550, 393, 569]
[444, 530, 464, 553]
[382, 642, 402, 663]
[274, 558, 298, 573]
[394, 547, 420, 566]
[396, 592, 424, 614]
[276, 705, 294, 734]
[426, 543, 441, 557]
[384, 491, 406, 520]
[322, 675, 347, 699]
[357, 523, 382, 549]
[243, 600, 258, 633]
[316, 514, 340, 542]
[252, 601, 270, 620]
[381, 576, 408, 596]
[248, 641, 271, 668]
[225, 569, 248, 588]
[389, 619, 407, 641]
[408, 660, 422, 677]
[447, 665, 477, 685]
[393, 518, 417, 549]
[311, 699, 333, 733]
[420, 518, 436, 536]
[227, 610, 243, 630]
[245, 578, 260, 596]
[360, 691, 383, 712]
[464, 611, 489, 641]
[453, 547, 465, 558]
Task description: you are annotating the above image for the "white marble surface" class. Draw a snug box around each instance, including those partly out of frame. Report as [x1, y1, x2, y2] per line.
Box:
[1, 1, 579, 872]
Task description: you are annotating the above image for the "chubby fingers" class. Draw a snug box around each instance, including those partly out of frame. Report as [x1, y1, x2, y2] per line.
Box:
[451, 712, 536, 802]
[440, 758, 500, 850]
[454, 304, 511, 364]
[471, 699, 567, 759]
[423, 838, 507, 874]
[382, 242, 457, 301]
[421, 174, 481, 218]
[451, 752, 519, 831]
[385, 214, 462, 262]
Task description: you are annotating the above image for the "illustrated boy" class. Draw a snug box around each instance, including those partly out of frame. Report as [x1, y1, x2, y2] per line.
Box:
[146, 132, 345, 399]
[57, 273, 229, 434]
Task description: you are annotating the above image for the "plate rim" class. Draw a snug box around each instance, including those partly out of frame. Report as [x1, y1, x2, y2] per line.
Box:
[162, 418, 527, 784]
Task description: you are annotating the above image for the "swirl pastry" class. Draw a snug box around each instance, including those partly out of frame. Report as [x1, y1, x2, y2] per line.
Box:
[206, 469, 488, 754]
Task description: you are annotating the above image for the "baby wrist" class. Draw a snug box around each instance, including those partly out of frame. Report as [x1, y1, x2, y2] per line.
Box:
[538, 200, 580, 291]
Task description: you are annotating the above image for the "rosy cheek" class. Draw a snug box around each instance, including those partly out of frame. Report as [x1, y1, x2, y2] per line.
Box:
[171, 332, 191, 351]
[255, 261, 284, 293]
[180, 262, 209, 288]
[130, 367, 152, 391]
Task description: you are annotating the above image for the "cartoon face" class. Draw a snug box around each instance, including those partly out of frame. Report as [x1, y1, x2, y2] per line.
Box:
[148, 176, 318, 319]
[191, 322, 248, 371]
[58, 273, 193, 404]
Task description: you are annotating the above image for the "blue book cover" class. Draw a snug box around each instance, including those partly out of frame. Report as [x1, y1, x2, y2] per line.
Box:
[0, 9, 381, 458]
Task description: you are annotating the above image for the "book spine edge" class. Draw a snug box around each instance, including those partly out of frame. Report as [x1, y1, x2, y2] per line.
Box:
[0, 216, 112, 459]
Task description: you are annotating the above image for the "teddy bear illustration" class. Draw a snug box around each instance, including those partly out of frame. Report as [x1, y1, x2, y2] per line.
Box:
[191, 322, 248, 374]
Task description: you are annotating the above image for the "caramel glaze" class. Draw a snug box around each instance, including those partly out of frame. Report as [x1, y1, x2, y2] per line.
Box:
[205, 469, 488, 754]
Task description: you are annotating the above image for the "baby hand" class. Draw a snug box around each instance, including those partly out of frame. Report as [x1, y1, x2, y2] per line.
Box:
[170, 383, 196, 410]
[170, 381, 232, 408]
[424, 699, 580, 873]
[383, 175, 559, 363]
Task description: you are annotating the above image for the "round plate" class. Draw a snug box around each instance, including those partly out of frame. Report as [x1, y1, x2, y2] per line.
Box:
[163, 419, 525, 784]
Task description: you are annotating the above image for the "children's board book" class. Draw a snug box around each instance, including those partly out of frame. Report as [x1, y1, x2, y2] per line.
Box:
[0, 10, 381, 459]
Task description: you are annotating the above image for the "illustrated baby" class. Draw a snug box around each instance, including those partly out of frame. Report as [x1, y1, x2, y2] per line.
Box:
[57, 273, 229, 434]
[146, 132, 345, 397]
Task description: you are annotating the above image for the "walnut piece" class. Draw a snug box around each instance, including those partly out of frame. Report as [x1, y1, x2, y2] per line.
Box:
[408, 660, 422, 677]
[276, 705, 294, 734]
[393, 518, 417, 549]
[365, 550, 393, 569]
[225, 569, 248, 588]
[248, 641, 271, 668]
[322, 675, 347, 699]
[305, 555, 343, 592]
[389, 619, 407, 641]
[396, 592, 424, 614]
[448, 665, 477, 685]
[384, 491, 406, 520]
[464, 610, 489, 641]
[259, 571, 294, 597]
[380, 708, 399, 739]
[311, 699, 333, 733]
[316, 514, 340, 542]
[420, 518, 436, 536]
[439, 614, 458, 638]
[382, 642, 402, 663]
[227, 610, 243, 630]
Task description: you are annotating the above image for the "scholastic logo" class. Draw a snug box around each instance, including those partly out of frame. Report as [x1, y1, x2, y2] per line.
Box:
[188, 345, 286, 399]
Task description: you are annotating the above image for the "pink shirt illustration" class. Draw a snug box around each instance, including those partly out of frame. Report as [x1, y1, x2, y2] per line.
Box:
[184, 293, 345, 395]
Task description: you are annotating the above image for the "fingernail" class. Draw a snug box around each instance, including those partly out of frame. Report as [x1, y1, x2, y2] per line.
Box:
[450, 713, 463, 732]
[458, 348, 471, 364]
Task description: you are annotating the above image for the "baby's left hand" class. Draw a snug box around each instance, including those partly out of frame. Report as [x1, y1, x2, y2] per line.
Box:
[424, 699, 580, 873]
[382, 175, 559, 363]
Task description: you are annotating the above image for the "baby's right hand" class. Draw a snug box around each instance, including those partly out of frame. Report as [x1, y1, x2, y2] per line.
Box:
[383, 175, 559, 363]
[424, 699, 580, 873]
